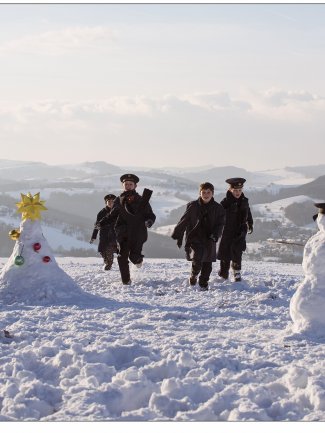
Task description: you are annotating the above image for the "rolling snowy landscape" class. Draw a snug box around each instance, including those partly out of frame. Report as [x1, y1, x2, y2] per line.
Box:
[1, 256, 325, 422]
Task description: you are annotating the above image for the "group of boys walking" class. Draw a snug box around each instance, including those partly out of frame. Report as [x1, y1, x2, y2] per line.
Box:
[91, 173, 253, 289]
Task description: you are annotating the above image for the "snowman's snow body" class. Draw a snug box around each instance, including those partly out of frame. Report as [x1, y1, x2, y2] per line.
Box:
[290, 213, 325, 336]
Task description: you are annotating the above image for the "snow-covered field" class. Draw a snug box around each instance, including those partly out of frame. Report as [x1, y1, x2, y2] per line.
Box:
[1, 257, 325, 425]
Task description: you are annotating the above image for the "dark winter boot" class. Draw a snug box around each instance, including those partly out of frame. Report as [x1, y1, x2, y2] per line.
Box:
[103, 248, 114, 271]
[198, 262, 212, 291]
[232, 261, 242, 282]
[190, 261, 201, 286]
[218, 260, 230, 280]
[118, 249, 131, 286]
[198, 280, 209, 291]
[122, 279, 132, 286]
[135, 259, 143, 269]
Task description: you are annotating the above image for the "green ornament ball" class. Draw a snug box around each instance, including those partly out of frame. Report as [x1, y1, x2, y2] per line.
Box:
[14, 255, 25, 266]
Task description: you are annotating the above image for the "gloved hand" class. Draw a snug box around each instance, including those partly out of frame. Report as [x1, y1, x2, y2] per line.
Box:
[89, 238, 95, 244]
[209, 234, 217, 242]
[185, 247, 192, 261]
[177, 238, 182, 249]
[145, 219, 153, 228]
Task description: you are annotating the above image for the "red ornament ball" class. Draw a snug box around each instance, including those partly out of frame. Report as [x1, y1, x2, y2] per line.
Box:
[33, 242, 41, 252]
[42, 256, 51, 263]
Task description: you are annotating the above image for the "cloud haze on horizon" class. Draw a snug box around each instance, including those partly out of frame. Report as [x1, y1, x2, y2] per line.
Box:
[1, 3, 325, 171]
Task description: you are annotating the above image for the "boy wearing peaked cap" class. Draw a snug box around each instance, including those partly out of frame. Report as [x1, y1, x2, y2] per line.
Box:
[120, 173, 140, 184]
[97, 174, 156, 285]
[217, 177, 253, 282]
[90, 194, 118, 271]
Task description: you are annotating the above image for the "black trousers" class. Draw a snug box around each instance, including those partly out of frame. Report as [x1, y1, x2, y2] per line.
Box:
[100, 245, 116, 268]
[117, 240, 144, 283]
[189, 243, 213, 284]
[219, 259, 242, 277]
[191, 261, 213, 284]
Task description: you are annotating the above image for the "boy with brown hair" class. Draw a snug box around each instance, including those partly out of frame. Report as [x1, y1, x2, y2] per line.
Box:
[171, 182, 225, 291]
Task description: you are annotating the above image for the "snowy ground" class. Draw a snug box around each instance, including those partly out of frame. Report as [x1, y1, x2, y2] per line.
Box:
[1, 257, 325, 425]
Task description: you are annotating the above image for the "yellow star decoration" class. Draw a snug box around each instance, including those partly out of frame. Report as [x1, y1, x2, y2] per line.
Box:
[16, 192, 48, 221]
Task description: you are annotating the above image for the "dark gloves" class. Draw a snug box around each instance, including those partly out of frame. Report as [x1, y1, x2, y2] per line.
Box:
[209, 234, 217, 242]
[171, 233, 183, 249]
[185, 247, 192, 261]
[145, 219, 153, 228]
[89, 238, 95, 244]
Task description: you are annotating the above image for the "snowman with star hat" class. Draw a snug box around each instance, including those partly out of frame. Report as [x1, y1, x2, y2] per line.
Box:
[290, 202, 325, 337]
[0, 192, 84, 305]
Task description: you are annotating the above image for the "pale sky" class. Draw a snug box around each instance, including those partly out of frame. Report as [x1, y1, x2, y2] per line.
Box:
[1, 3, 325, 171]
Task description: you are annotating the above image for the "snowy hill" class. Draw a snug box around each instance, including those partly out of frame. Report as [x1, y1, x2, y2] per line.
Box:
[1, 257, 324, 421]
[253, 195, 320, 224]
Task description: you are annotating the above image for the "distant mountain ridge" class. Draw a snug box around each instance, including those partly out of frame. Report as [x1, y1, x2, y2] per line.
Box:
[285, 164, 325, 179]
[0, 158, 318, 188]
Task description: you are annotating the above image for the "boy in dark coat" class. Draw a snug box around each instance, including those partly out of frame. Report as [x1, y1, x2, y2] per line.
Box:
[90, 194, 117, 270]
[171, 182, 225, 291]
[97, 174, 156, 285]
[217, 178, 253, 282]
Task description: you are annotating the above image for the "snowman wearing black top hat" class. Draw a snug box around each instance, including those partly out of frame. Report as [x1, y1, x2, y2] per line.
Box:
[290, 203, 325, 336]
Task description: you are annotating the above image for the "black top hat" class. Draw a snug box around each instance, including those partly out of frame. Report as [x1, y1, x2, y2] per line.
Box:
[226, 177, 246, 189]
[120, 173, 140, 184]
[314, 203, 325, 213]
[313, 202, 325, 221]
[104, 194, 116, 201]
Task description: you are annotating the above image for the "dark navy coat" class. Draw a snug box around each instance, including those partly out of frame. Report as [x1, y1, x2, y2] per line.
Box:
[91, 207, 117, 254]
[99, 190, 156, 246]
[217, 191, 253, 262]
[171, 198, 225, 262]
